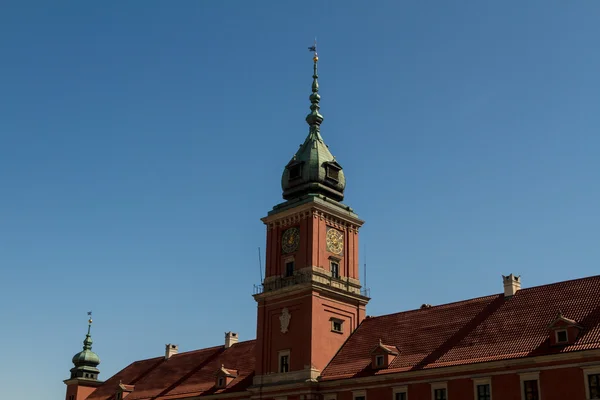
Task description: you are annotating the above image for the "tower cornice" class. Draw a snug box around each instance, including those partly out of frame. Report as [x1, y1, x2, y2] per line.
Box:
[262, 196, 364, 230]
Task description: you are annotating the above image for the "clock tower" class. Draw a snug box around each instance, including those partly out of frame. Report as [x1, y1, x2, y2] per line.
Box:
[253, 48, 370, 389]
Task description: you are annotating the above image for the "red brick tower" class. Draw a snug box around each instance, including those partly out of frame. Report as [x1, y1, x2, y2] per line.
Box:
[253, 45, 370, 388]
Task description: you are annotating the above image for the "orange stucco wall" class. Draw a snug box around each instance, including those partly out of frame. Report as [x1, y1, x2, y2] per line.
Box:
[65, 384, 97, 400]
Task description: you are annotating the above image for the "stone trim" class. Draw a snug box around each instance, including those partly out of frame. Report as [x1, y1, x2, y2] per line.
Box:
[472, 377, 492, 400]
[519, 371, 541, 400]
[253, 366, 321, 386]
[431, 381, 448, 400]
[392, 385, 408, 399]
[318, 352, 600, 389]
[582, 365, 600, 400]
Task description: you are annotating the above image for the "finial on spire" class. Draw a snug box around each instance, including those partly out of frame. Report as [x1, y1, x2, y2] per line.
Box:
[306, 39, 323, 129]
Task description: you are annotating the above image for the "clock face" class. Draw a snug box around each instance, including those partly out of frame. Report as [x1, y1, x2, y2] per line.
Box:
[282, 227, 300, 253]
[326, 227, 344, 255]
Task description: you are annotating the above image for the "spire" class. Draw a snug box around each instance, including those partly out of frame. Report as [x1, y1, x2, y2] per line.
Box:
[279, 41, 347, 203]
[306, 39, 323, 129]
[68, 311, 101, 381]
[83, 312, 93, 351]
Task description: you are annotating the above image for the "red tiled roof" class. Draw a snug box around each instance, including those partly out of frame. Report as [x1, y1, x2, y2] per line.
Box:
[321, 275, 600, 379]
[87, 340, 256, 400]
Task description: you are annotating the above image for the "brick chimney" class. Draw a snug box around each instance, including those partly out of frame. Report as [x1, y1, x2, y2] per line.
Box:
[165, 344, 178, 359]
[224, 332, 238, 349]
[503, 274, 521, 298]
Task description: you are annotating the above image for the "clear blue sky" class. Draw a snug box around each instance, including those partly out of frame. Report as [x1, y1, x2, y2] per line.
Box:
[1, 1, 600, 399]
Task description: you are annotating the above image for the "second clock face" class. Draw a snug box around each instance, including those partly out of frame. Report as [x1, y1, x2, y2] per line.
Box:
[282, 227, 300, 253]
[326, 227, 344, 255]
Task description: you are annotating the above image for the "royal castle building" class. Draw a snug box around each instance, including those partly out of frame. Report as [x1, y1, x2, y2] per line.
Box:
[64, 51, 600, 400]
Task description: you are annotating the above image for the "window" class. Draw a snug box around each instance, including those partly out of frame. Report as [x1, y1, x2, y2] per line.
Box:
[285, 261, 294, 277]
[279, 352, 289, 373]
[523, 380, 539, 400]
[375, 355, 384, 367]
[331, 261, 339, 279]
[116, 393, 122, 400]
[331, 318, 344, 333]
[217, 377, 224, 387]
[434, 388, 447, 400]
[589, 374, 600, 399]
[395, 392, 406, 400]
[326, 165, 340, 181]
[555, 329, 568, 343]
[476, 384, 491, 400]
[288, 164, 302, 180]
[353, 390, 366, 400]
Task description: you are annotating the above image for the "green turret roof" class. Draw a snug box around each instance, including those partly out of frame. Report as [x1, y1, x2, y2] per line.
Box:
[69, 315, 101, 380]
[281, 47, 346, 202]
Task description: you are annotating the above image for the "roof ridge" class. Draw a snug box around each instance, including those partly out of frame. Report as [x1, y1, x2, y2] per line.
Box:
[516, 273, 600, 292]
[170, 339, 257, 357]
[364, 274, 600, 321]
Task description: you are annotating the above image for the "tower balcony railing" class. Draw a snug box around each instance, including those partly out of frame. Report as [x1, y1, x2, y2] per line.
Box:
[253, 272, 370, 298]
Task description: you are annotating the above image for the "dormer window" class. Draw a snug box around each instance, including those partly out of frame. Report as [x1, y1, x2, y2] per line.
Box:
[325, 162, 341, 182]
[547, 311, 582, 347]
[215, 365, 238, 388]
[287, 162, 303, 180]
[370, 339, 399, 369]
[556, 329, 568, 344]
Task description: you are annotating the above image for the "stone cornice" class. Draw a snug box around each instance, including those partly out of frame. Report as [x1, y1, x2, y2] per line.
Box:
[63, 378, 104, 387]
[262, 198, 364, 230]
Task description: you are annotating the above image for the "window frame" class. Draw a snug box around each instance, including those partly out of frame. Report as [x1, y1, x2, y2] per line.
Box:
[393, 385, 408, 400]
[583, 366, 600, 400]
[352, 389, 367, 400]
[284, 260, 294, 277]
[555, 329, 568, 344]
[330, 317, 344, 334]
[375, 355, 385, 367]
[519, 372, 541, 400]
[323, 395, 337, 400]
[278, 349, 290, 373]
[330, 260, 340, 279]
[431, 381, 448, 400]
[473, 377, 492, 400]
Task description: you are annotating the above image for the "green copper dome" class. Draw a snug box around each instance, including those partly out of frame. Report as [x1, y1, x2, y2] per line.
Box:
[69, 317, 101, 380]
[281, 52, 346, 202]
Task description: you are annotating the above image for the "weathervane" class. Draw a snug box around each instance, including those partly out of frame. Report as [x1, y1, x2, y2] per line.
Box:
[87, 311, 93, 325]
[308, 38, 318, 61]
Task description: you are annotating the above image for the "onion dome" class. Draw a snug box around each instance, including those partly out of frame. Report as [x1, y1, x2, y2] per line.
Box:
[281, 46, 346, 202]
[69, 315, 101, 380]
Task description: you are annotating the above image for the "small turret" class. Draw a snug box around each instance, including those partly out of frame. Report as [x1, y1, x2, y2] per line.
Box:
[64, 313, 103, 400]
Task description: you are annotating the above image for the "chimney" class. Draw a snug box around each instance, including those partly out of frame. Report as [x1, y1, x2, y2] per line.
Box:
[224, 332, 238, 349]
[503, 274, 521, 297]
[165, 344, 178, 359]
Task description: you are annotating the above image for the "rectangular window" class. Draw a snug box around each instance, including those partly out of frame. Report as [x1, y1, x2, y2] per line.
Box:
[590, 374, 600, 399]
[476, 384, 490, 400]
[355, 397, 365, 400]
[285, 261, 294, 277]
[331, 261, 339, 279]
[279, 354, 289, 373]
[523, 380, 539, 400]
[434, 388, 447, 400]
[327, 165, 339, 181]
[375, 355, 384, 367]
[331, 319, 343, 333]
[395, 393, 406, 400]
[556, 329, 568, 343]
[288, 164, 301, 180]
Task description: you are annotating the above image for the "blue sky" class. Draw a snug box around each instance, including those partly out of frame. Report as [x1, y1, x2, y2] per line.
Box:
[1, 1, 600, 399]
